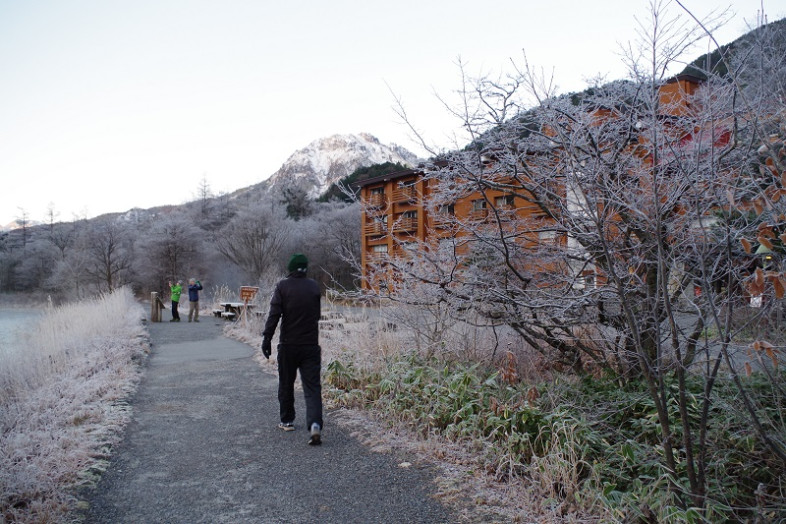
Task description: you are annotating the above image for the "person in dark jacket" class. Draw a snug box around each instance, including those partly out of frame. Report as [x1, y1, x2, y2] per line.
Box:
[187, 278, 203, 322]
[261, 253, 323, 445]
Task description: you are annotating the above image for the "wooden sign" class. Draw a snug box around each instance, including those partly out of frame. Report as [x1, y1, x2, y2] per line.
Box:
[239, 286, 259, 302]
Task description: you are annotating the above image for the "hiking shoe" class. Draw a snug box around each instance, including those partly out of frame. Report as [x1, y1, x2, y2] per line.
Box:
[278, 422, 295, 432]
[308, 423, 321, 446]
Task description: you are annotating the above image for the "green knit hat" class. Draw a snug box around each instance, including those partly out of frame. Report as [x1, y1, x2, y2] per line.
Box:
[287, 253, 308, 272]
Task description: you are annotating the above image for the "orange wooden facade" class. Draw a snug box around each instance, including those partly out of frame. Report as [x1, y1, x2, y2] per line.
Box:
[358, 167, 552, 288]
[359, 169, 429, 282]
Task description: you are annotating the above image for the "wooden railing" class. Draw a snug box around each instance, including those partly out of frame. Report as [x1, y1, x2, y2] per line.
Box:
[392, 217, 418, 232]
[431, 212, 456, 226]
[367, 194, 386, 208]
[392, 186, 417, 203]
[469, 209, 488, 220]
[363, 221, 387, 236]
[364, 251, 388, 264]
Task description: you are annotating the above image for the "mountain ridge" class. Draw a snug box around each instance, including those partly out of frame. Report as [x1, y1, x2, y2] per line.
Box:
[232, 132, 420, 202]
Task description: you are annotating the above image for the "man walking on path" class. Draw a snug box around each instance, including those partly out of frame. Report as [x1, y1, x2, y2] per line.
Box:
[168, 280, 182, 322]
[262, 253, 323, 445]
[187, 278, 203, 322]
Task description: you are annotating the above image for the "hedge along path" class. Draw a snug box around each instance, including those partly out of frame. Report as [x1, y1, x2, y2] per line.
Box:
[80, 316, 453, 523]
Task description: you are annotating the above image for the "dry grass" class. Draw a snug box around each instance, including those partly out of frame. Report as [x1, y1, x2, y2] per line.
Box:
[0, 288, 149, 523]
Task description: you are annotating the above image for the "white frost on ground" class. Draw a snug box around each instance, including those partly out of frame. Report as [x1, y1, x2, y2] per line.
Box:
[0, 288, 148, 523]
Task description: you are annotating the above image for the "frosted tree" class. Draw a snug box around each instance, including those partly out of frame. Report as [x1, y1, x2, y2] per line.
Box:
[214, 199, 291, 281]
[134, 215, 205, 291]
[82, 219, 134, 293]
[296, 201, 361, 289]
[381, 1, 786, 515]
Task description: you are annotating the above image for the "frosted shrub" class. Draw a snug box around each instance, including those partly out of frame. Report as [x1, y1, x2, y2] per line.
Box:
[207, 283, 234, 311]
[320, 304, 403, 373]
[222, 277, 275, 348]
[0, 287, 148, 522]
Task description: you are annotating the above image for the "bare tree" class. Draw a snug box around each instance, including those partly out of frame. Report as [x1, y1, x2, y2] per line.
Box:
[15, 208, 29, 248]
[297, 202, 361, 289]
[196, 175, 213, 219]
[82, 219, 134, 293]
[135, 215, 204, 291]
[215, 200, 291, 281]
[15, 238, 57, 290]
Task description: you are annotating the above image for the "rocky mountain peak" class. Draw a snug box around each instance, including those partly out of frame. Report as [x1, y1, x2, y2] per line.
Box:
[264, 133, 420, 198]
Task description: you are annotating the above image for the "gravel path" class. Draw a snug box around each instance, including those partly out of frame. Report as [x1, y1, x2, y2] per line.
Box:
[80, 316, 453, 523]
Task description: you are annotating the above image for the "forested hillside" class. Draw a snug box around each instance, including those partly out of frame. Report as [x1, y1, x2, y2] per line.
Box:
[0, 132, 419, 299]
[0, 180, 360, 299]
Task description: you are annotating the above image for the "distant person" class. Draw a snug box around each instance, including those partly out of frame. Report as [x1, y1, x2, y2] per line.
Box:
[261, 253, 323, 445]
[187, 278, 203, 322]
[168, 280, 182, 322]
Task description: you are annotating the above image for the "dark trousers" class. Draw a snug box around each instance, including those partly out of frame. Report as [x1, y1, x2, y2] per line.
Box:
[277, 344, 323, 430]
[171, 301, 180, 320]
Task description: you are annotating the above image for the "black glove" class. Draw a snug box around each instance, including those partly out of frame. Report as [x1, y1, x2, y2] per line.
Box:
[262, 337, 272, 359]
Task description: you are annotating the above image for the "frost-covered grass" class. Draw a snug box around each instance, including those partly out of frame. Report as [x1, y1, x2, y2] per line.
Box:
[0, 287, 148, 523]
[228, 298, 786, 522]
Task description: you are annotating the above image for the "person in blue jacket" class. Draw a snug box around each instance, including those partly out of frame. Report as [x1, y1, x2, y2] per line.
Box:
[187, 278, 203, 322]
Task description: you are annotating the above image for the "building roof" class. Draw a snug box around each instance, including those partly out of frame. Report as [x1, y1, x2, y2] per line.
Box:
[355, 168, 424, 188]
[664, 73, 705, 85]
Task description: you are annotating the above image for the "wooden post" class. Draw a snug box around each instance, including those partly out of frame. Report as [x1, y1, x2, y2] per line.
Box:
[151, 292, 162, 322]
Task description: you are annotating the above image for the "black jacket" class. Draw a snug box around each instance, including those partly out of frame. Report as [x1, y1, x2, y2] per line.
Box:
[262, 271, 320, 345]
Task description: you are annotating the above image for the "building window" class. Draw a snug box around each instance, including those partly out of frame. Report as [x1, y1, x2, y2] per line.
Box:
[494, 195, 515, 209]
[368, 186, 386, 207]
[372, 244, 388, 253]
[438, 203, 455, 215]
[472, 199, 487, 211]
[584, 273, 596, 289]
[402, 210, 417, 219]
[538, 230, 557, 243]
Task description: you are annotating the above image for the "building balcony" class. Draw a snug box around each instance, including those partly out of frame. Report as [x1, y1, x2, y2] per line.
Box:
[469, 209, 488, 220]
[489, 207, 518, 221]
[364, 251, 388, 264]
[430, 213, 456, 228]
[392, 186, 417, 203]
[391, 217, 418, 232]
[366, 194, 386, 208]
[363, 222, 388, 236]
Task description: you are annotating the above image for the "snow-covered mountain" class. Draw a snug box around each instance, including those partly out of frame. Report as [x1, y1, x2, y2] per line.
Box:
[263, 133, 420, 198]
[2, 219, 41, 231]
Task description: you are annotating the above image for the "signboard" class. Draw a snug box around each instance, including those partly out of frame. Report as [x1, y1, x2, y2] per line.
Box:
[239, 286, 259, 303]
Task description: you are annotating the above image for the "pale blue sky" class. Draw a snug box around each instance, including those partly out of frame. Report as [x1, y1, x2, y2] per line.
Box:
[0, 0, 779, 225]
